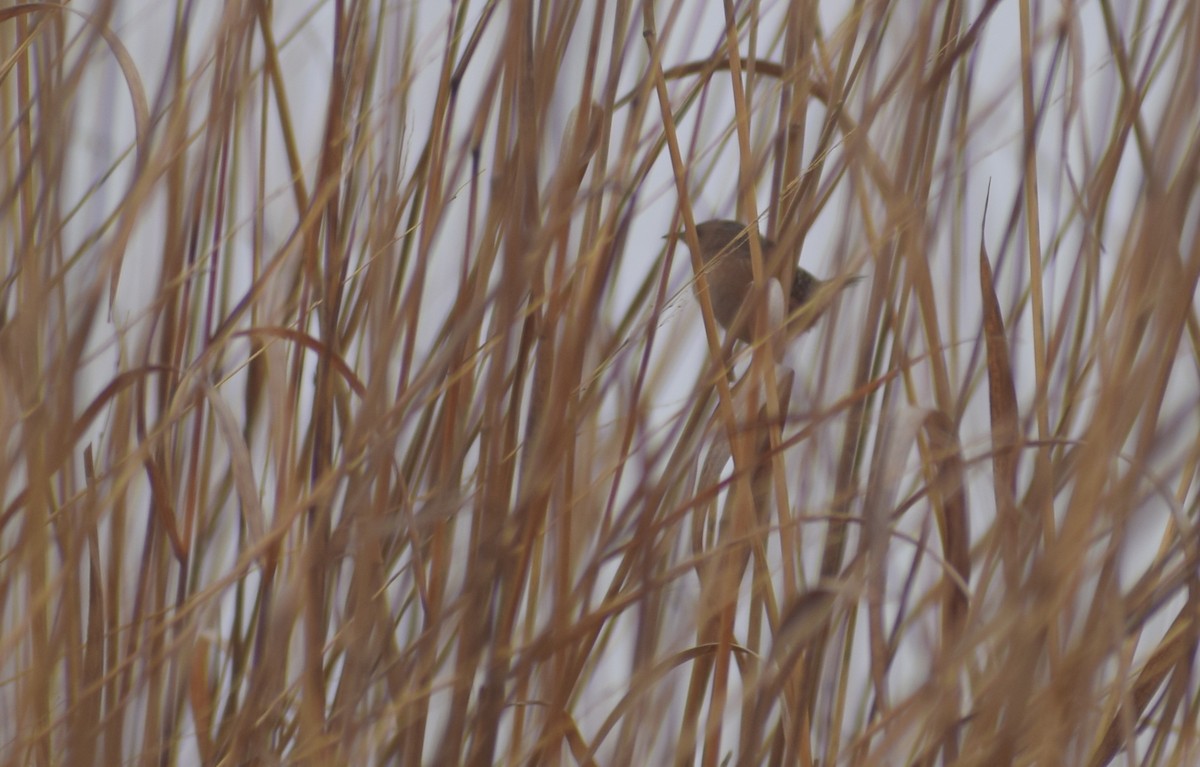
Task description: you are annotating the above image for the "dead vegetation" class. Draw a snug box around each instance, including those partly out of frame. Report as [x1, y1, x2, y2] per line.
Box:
[1, 1, 1198, 765]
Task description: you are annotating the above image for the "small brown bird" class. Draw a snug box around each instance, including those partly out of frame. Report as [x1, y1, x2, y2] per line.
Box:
[674, 219, 849, 344]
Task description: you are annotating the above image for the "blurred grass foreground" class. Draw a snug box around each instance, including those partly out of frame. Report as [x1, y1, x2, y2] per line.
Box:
[3, 1, 1200, 765]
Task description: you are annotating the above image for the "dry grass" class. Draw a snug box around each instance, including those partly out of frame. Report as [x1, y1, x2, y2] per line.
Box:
[2, 1, 1199, 765]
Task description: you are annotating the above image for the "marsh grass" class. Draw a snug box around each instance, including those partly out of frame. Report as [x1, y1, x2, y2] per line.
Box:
[2, 1, 1199, 764]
